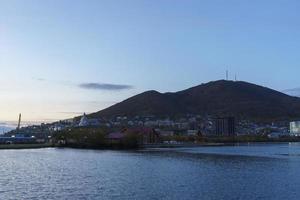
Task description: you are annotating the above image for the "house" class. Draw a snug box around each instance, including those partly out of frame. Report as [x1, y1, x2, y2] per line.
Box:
[186, 130, 199, 136]
[126, 128, 160, 144]
[106, 132, 125, 144]
[78, 113, 101, 127]
[156, 129, 174, 137]
[268, 132, 287, 139]
[106, 128, 161, 145]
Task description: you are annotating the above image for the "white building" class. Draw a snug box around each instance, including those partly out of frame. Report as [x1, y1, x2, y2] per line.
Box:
[79, 113, 89, 127]
[78, 113, 101, 127]
[187, 130, 199, 136]
[290, 121, 300, 136]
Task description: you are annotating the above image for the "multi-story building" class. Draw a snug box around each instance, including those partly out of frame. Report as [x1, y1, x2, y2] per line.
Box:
[290, 121, 300, 136]
[214, 117, 236, 136]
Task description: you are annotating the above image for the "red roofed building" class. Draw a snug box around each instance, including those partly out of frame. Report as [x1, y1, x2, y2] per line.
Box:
[106, 132, 125, 144]
[125, 128, 160, 144]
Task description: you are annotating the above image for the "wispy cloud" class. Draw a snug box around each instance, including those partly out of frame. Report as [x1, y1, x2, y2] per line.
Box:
[32, 77, 46, 81]
[57, 111, 85, 115]
[282, 88, 300, 97]
[32, 77, 133, 91]
[79, 83, 133, 91]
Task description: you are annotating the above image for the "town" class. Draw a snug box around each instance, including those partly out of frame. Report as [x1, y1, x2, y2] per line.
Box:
[2, 113, 300, 148]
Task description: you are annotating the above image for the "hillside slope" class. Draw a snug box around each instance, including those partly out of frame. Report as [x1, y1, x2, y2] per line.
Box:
[90, 80, 300, 121]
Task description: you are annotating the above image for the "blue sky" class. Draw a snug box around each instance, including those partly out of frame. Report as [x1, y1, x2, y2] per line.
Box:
[1, 0, 300, 122]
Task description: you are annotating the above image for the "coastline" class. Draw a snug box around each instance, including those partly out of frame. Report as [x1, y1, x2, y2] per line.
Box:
[142, 143, 227, 148]
[0, 141, 298, 150]
[0, 143, 54, 150]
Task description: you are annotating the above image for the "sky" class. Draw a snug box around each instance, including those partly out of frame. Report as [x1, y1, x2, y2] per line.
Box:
[1, 0, 300, 125]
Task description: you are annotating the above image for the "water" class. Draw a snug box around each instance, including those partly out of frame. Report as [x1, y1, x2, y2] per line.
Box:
[0, 143, 300, 200]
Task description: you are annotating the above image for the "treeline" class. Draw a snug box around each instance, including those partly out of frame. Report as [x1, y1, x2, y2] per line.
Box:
[53, 127, 140, 149]
[53, 127, 300, 150]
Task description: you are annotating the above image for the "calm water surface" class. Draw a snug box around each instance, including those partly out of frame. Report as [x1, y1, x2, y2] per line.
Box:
[1, 143, 300, 200]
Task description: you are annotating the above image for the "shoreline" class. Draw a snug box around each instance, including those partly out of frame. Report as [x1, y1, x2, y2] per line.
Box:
[142, 143, 227, 148]
[0, 141, 298, 150]
[0, 143, 54, 150]
[142, 141, 300, 149]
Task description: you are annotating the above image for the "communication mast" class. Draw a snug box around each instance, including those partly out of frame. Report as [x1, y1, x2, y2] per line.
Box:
[226, 70, 229, 80]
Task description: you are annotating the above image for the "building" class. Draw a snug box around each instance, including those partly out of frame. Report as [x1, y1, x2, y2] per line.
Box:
[106, 128, 160, 145]
[0, 136, 37, 144]
[79, 113, 89, 127]
[268, 132, 285, 139]
[126, 128, 160, 144]
[156, 130, 174, 137]
[214, 117, 236, 136]
[186, 130, 199, 136]
[106, 132, 125, 144]
[290, 121, 300, 136]
[78, 113, 101, 127]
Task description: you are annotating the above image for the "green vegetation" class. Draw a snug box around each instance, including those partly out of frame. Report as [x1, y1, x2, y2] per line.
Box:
[53, 127, 140, 149]
[52, 127, 300, 150]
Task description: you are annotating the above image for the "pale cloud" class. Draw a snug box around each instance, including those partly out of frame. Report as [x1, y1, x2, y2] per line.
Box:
[78, 83, 133, 91]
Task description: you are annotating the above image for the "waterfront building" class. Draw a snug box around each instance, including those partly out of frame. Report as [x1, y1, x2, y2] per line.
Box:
[214, 117, 236, 136]
[106, 128, 160, 145]
[268, 132, 286, 139]
[106, 132, 125, 144]
[0, 136, 37, 144]
[290, 121, 300, 136]
[126, 128, 160, 144]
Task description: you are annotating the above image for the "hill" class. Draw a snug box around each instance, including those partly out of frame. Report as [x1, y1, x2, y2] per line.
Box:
[89, 80, 300, 121]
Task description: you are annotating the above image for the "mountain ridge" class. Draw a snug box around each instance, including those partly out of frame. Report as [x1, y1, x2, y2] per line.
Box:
[89, 80, 300, 121]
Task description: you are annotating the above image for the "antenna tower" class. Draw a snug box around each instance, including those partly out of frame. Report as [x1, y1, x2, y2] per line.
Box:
[226, 70, 228, 80]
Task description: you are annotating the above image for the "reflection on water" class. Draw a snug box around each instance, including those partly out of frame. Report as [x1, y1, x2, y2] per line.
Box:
[0, 143, 300, 200]
[177, 143, 300, 158]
